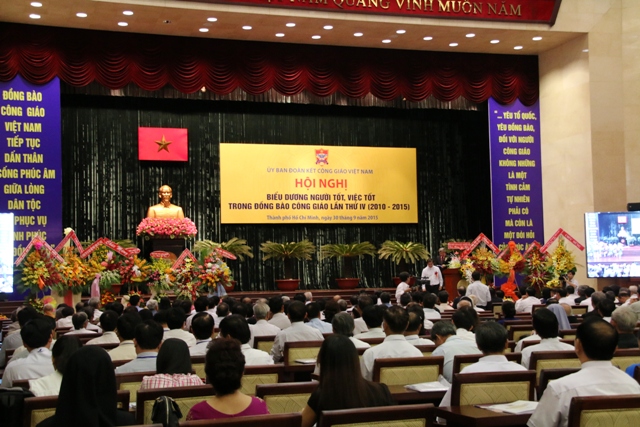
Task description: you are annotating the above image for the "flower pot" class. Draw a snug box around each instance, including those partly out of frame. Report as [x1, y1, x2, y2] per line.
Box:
[392, 276, 416, 286]
[221, 280, 236, 293]
[110, 283, 123, 295]
[336, 278, 360, 289]
[52, 290, 82, 307]
[275, 279, 300, 291]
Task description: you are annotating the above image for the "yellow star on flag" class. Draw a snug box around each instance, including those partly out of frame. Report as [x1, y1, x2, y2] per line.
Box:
[155, 135, 172, 152]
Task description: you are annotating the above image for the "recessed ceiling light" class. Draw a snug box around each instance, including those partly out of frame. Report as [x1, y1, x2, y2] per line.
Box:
[466, 33, 475, 38]
[449, 42, 458, 47]
[29, 14, 41, 19]
[423, 36, 433, 41]
[30, 2, 42, 7]
[532, 36, 542, 41]
[582, 48, 589, 52]
[207, 17, 218, 22]
[490, 39, 500, 44]
[76, 12, 87, 18]
[275, 33, 285, 37]
[324, 25, 333, 30]
[354, 32, 363, 37]
[118, 22, 128, 27]
[396, 29, 406, 34]
[286, 23, 295, 27]
[312, 35, 321, 39]
[382, 39, 391, 44]
[163, 20, 171, 24]
[199, 28, 209, 33]
[242, 25, 252, 30]
[514, 45, 523, 50]
[123, 11, 134, 16]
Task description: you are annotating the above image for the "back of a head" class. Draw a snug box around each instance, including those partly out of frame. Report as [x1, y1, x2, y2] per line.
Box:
[159, 297, 172, 311]
[72, 312, 88, 330]
[431, 321, 456, 340]
[17, 305, 39, 327]
[406, 308, 425, 333]
[423, 293, 437, 309]
[399, 271, 410, 282]
[526, 287, 536, 297]
[111, 302, 124, 316]
[362, 305, 384, 329]
[253, 302, 269, 320]
[205, 338, 245, 395]
[495, 289, 505, 299]
[61, 306, 75, 318]
[452, 306, 477, 331]
[532, 308, 559, 339]
[129, 294, 141, 307]
[191, 312, 215, 339]
[288, 301, 306, 322]
[117, 313, 142, 340]
[457, 287, 467, 297]
[471, 271, 481, 281]
[438, 291, 449, 304]
[75, 302, 86, 313]
[157, 338, 192, 374]
[566, 286, 575, 295]
[399, 293, 412, 307]
[357, 295, 374, 310]
[332, 312, 355, 337]
[576, 318, 618, 360]
[268, 296, 284, 314]
[216, 302, 230, 317]
[318, 334, 360, 386]
[611, 306, 638, 333]
[135, 320, 164, 350]
[88, 297, 100, 309]
[598, 298, 616, 317]
[146, 299, 158, 311]
[51, 335, 82, 375]
[194, 296, 209, 312]
[591, 291, 606, 308]
[502, 301, 516, 318]
[21, 317, 53, 349]
[231, 303, 248, 317]
[323, 301, 340, 322]
[475, 321, 508, 354]
[306, 302, 322, 320]
[383, 305, 409, 334]
[167, 307, 186, 330]
[411, 292, 423, 304]
[220, 314, 251, 344]
[380, 292, 391, 304]
[585, 287, 596, 297]
[337, 299, 348, 312]
[54, 346, 117, 425]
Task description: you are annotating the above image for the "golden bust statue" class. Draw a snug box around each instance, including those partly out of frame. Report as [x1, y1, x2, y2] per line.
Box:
[146, 185, 185, 219]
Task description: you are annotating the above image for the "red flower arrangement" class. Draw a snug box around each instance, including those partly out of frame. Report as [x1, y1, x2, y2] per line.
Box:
[136, 218, 198, 239]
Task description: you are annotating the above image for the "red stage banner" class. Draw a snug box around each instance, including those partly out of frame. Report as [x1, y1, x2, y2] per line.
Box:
[217, 248, 237, 260]
[448, 242, 471, 251]
[523, 240, 543, 256]
[54, 230, 84, 254]
[461, 233, 499, 258]
[179, 0, 562, 24]
[540, 228, 585, 252]
[172, 249, 199, 270]
[138, 127, 188, 162]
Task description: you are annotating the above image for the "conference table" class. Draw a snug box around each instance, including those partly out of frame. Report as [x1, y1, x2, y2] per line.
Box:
[435, 406, 531, 427]
[387, 385, 446, 405]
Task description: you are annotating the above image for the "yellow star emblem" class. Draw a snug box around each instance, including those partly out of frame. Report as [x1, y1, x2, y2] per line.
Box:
[155, 135, 172, 152]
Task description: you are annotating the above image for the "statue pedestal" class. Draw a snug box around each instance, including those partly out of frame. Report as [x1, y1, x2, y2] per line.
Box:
[147, 238, 186, 259]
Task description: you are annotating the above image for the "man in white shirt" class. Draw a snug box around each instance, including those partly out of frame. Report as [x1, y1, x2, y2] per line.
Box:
[440, 321, 527, 406]
[56, 306, 75, 329]
[452, 306, 478, 341]
[528, 319, 640, 427]
[88, 297, 103, 321]
[420, 259, 443, 294]
[0, 305, 38, 368]
[1, 317, 55, 388]
[352, 295, 374, 335]
[354, 305, 386, 339]
[268, 296, 292, 330]
[521, 308, 575, 368]
[87, 310, 120, 345]
[404, 308, 435, 346]
[221, 314, 274, 365]
[436, 291, 454, 312]
[212, 302, 230, 329]
[249, 302, 281, 347]
[564, 285, 580, 304]
[271, 301, 324, 363]
[360, 306, 423, 380]
[422, 293, 442, 320]
[189, 312, 215, 356]
[515, 287, 541, 313]
[395, 271, 412, 303]
[466, 271, 492, 309]
[186, 296, 209, 331]
[306, 302, 333, 333]
[115, 320, 163, 373]
[65, 312, 98, 335]
[565, 270, 579, 288]
[109, 313, 141, 361]
[331, 312, 370, 350]
[162, 307, 197, 347]
[432, 320, 480, 382]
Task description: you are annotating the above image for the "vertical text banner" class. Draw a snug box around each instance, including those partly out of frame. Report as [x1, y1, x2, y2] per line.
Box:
[489, 98, 544, 257]
[220, 143, 418, 224]
[0, 75, 62, 261]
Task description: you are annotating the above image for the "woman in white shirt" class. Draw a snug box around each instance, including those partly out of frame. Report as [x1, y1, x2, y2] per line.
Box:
[29, 335, 82, 397]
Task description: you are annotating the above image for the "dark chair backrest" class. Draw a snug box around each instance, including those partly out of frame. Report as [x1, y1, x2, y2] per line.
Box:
[319, 403, 435, 427]
[179, 413, 302, 427]
[567, 395, 640, 427]
[357, 337, 385, 346]
[634, 365, 640, 385]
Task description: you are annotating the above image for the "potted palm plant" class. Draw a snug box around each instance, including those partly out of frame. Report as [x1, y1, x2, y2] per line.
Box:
[320, 242, 376, 289]
[193, 238, 253, 291]
[260, 240, 316, 291]
[378, 240, 430, 285]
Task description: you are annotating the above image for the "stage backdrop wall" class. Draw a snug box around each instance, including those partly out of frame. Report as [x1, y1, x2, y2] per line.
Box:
[61, 94, 490, 290]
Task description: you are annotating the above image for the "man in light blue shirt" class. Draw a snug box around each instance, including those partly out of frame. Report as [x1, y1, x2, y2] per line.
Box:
[115, 320, 163, 373]
[306, 302, 332, 333]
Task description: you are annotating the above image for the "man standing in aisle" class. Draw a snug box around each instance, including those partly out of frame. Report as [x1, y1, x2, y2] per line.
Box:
[466, 271, 491, 310]
[421, 259, 442, 294]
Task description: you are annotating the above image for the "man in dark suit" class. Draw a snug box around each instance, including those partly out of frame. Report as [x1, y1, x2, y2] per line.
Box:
[435, 248, 449, 269]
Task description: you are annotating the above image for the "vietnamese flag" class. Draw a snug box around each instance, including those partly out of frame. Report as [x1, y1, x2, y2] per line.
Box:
[138, 127, 188, 161]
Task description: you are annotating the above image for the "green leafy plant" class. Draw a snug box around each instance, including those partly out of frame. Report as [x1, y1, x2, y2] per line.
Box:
[260, 240, 316, 279]
[320, 242, 376, 278]
[378, 240, 430, 273]
[193, 238, 254, 262]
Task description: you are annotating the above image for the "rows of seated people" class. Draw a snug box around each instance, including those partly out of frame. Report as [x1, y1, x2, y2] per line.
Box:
[1, 282, 640, 427]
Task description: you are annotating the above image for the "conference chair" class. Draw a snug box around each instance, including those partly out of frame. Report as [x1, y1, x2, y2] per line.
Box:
[253, 335, 276, 354]
[115, 371, 156, 402]
[559, 329, 578, 340]
[492, 304, 503, 317]
[538, 368, 579, 396]
[611, 348, 640, 372]
[191, 355, 205, 380]
[450, 371, 536, 406]
[319, 403, 435, 427]
[255, 381, 318, 414]
[111, 359, 133, 369]
[451, 353, 521, 376]
[136, 384, 215, 425]
[283, 341, 323, 380]
[179, 413, 302, 427]
[357, 337, 385, 347]
[23, 389, 130, 427]
[567, 395, 640, 427]
[415, 344, 436, 357]
[92, 342, 120, 351]
[372, 356, 444, 386]
[12, 378, 30, 390]
[508, 325, 536, 342]
[531, 304, 546, 314]
[528, 350, 581, 387]
[240, 364, 285, 396]
[571, 306, 588, 316]
[78, 333, 104, 344]
[520, 339, 574, 349]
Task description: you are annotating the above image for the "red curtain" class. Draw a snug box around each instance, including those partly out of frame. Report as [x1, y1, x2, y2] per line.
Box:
[0, 23, 538, 105]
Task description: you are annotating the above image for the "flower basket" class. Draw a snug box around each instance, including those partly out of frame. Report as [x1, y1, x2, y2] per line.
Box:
[136, 217, 198, 239]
